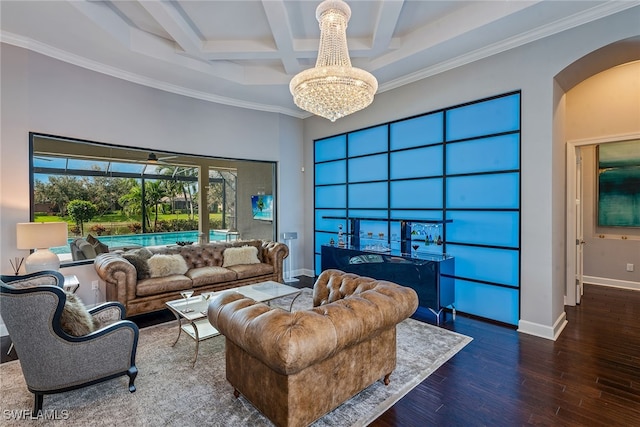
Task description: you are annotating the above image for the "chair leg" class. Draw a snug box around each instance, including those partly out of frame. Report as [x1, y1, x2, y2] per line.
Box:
[127, 366, 138, 393]
[33, 393, 43, 413]
[383, 373, 391, 386]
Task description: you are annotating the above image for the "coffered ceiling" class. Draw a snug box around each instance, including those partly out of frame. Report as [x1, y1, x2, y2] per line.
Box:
[0, 1, 634, 119]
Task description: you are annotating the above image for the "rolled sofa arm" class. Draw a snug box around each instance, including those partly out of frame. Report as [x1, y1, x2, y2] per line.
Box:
[260, 241, 289, 283]
[94, 253, 137, 309]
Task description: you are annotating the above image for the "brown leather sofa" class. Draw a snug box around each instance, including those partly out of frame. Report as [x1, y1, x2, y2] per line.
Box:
[208, 269, 419, 427]
[94, 240, 288, 316]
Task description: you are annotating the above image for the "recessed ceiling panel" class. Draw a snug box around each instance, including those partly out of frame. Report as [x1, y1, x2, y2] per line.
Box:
[179, 1, 272, 41]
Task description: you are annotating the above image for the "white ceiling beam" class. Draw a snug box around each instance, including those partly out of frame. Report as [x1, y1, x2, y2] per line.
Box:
[370, 0, 403, 55]
[261, 0, 299, 75]
[138, 0, 202, 56]
[370, 0, 541, 70]
[199, 36, 380, 61]
[67, 0, 133, 47]
[201, 39, 279, 60]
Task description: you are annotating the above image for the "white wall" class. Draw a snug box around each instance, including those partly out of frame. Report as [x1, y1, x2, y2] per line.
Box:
[302, 8, 639, 339]
[0, 44, 304, 315]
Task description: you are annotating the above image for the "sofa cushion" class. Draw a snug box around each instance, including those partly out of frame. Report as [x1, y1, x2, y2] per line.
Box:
[60, 292, 96, 336]
[227, 263, 274, 279]
[222, 246, 260, 267]
[148, 254, 189, 278]
[76, 240, 98, 259]
[87, 234, 109, 254]
[186, 266, 237, 287]
[136, 275, 192, 297]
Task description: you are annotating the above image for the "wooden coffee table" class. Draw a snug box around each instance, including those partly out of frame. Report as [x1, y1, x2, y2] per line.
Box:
[165, 281, 302, 367]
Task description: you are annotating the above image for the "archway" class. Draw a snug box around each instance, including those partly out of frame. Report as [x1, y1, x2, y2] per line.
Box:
[555, 36, 640, 305]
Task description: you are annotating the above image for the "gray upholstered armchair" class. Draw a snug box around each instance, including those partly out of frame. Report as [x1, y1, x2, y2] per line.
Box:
[0, 271, 139, 412]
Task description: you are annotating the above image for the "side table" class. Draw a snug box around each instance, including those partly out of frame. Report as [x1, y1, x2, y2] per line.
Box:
[63, 275, 80, 293]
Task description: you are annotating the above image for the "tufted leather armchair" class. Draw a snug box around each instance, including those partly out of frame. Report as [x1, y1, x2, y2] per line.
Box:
[0, 271, 139, 413]
[208, 269, 419, 427]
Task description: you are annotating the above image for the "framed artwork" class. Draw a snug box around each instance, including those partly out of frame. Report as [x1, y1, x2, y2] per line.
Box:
[251, 194, 273, 221]
[597, 139, 640, 227]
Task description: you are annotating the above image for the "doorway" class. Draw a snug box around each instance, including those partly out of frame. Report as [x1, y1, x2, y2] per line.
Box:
[566, 134, 640, 305]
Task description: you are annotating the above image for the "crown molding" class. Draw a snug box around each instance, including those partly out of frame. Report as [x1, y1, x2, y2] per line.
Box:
[379, 2, 637, 94]
[0, 31, 305, 119]
[2, 1, 635, 119]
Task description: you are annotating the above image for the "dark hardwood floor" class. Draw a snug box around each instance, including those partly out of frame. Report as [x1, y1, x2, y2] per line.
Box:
[373, 283, 640, 427]
[2, 280, 639, 426]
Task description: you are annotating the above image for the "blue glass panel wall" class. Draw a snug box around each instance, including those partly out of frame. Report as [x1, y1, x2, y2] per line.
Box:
[390, 210, 443, 221]
[348, 182, 388, 208]
[390, 179, 443, 209]
[315, 185, 346, 208]
[349, 154, 388, 182]
[454, 279, 519, 325]
[315, 160, 346, 185]
[315, 135, 346, 162]
[390, 112, 443, 150]
[315, 209, 346, 232]
[446, 173, 520, 209]
[446, 134, 520, 175]
[348, 209, 388, 219]
[315, 254, 322, 276]
[446, 93, 520, 141]
[348, 125, 388, 157]
[314, 91, 521, 325]
[315, 231, 336, 254]
[447, 244, 519, 286]
[446, 210, 519, 247]
[390, 145, 443, 179]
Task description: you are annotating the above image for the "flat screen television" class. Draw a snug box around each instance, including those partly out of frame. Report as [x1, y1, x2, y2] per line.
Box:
[251, 194, 273, 221]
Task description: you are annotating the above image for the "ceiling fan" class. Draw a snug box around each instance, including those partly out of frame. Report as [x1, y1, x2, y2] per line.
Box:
[146, 152, 178, 164]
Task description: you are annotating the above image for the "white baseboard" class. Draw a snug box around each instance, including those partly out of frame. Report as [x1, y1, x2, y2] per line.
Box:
[299, 268, 315, 278]
[583, 275, 640, 291]
[518, 311, 568, 341]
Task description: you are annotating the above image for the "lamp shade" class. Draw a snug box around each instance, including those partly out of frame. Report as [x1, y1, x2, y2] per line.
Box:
[17, 222, 68, 249]
[16, 222, 68, 273]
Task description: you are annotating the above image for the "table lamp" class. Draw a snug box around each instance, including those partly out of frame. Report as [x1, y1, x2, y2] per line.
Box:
[16, 222, 68, 273]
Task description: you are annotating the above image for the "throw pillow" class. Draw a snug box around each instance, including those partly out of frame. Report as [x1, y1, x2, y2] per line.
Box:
[134, 247, 154, 260]
[87, 234, 109, 254]
[122, 252, 151, 280]
[76, 240, 98, 259]
[60, 292, 96, 336]
[222, 245, 260, 267]
[147, 254, 189, 278]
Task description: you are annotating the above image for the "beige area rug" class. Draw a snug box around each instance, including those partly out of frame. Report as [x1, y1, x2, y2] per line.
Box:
[0, 289, 471, 426]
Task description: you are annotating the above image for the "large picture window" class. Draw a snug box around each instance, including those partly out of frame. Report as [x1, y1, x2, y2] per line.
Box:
[30, 134, 276, 265]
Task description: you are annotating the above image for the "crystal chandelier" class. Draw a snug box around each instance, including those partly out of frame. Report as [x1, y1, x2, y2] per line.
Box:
[290, 0, 378, 122]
